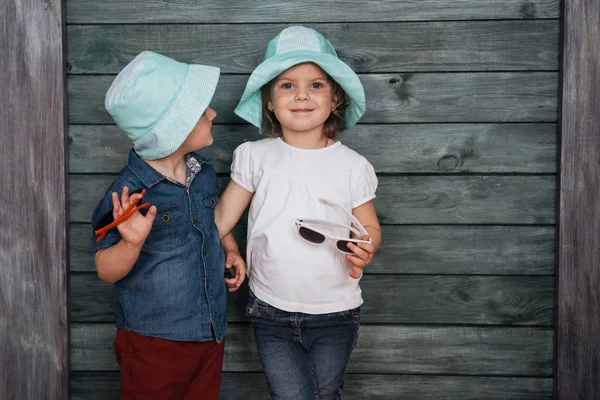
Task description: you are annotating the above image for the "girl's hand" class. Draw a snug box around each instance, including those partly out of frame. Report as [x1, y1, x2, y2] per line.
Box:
[346, 235, 377, 279]
[113, 187, 156, 249]
[225, 251, 246, 292]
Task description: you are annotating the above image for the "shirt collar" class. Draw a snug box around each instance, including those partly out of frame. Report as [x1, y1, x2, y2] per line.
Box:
[125, 149, 207, 189]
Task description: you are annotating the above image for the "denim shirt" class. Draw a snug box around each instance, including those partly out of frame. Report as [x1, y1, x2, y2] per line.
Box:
[90, 150, 227, 342]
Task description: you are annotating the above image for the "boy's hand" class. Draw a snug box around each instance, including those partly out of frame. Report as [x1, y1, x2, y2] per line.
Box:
[224, 251, 246, 292]
[346, 235, 377, 279]
[113, 186, 157, 249]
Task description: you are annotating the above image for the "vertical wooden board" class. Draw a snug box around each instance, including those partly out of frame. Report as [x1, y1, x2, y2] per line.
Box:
[0, 0, 68, 399]
[557, 0, 600, 398]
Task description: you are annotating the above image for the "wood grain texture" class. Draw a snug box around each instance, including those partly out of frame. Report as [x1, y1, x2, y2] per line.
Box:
[67, 73, 559, 124]
[71, 371, 553, 400]
[557, 0, 600, 398]
[66, 21, 559, 74]
[70, 224, 555, 275]
[68, 174, 555, 224]
[0, 0, 69, 399]
[69, 273, 554, 325]
[70, 324, 554, 375]
[68, 123, 557, 174]
[65, 0, 560, 23]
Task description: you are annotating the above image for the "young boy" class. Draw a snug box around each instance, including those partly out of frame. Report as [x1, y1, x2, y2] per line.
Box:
[90, 51, 245, 399]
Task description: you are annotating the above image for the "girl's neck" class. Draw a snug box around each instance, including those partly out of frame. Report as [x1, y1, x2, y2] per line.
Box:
[280, 129, 330, 149]
[145, 150, 188, 185]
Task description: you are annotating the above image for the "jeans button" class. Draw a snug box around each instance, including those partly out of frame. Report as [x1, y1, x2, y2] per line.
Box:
[193, 218, 199, 224]
[203, 248, 207, 256]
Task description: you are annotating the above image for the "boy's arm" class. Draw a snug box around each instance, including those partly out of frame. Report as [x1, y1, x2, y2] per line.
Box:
[95, 240, 144, 284]
[95, 187, 157, 284]
[215, 181, 253, 239]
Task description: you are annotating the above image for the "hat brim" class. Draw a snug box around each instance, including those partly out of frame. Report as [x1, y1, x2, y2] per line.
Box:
[234, 51, 365, 132]
[135, 65, 220, 160]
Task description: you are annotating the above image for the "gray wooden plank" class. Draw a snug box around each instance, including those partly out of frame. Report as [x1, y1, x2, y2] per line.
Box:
[66, 21, 559, 74]
[70, 324, 554, 375]
[67, 73, 559, 124]
[66, 0, 560, 23]
[69, 175, 555, 224]
[70, 224, 555, 275]
[70, 274, 554, 325]
[557, 0, 600, 398]
[68, 175, 555, 225]
[71, 371, 553, 400]
[68, 123, 557, 174]
[0, 0, 69, 399]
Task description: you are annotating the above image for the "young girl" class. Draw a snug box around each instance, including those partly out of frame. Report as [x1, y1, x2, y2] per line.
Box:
[215, 26, 381, 399]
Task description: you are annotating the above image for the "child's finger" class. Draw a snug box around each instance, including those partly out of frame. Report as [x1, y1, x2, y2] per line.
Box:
[349, 266, 362, 279]
[346, 254, 367, 269]
[346, 242, 368, 259]
[144, 205, 157, 223]
[356, 241, 375, 253]
[120, 186, 129, 206]
[112, 192, 122, 219]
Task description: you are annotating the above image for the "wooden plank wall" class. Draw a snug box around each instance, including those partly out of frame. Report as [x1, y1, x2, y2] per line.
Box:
[65, 1, 560, 398]
[1, 0, 69, 398]
[557, 0, 600, 398]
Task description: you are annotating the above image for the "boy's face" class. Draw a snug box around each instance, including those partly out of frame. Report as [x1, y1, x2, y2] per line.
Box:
[181, 106, 217, 151]
[268, 63, 336, 136]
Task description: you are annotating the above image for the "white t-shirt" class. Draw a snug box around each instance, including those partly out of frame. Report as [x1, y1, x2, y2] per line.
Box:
[230, 137, 378, 314]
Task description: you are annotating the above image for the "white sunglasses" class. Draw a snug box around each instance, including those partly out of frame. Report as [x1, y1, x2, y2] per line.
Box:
[295, 199, 372, 254]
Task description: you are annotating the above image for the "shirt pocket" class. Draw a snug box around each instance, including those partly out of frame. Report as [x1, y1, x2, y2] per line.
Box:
[143, 203, 186, 251]
[199, 193, 220, 235]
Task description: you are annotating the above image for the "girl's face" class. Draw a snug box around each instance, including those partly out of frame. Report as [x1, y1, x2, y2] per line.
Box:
[181, 106, 217, 151]
[268, 63, 336, 137]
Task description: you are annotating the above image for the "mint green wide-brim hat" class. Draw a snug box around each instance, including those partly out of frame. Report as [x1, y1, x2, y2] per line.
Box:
[234, 26, 366, 132]
[105, 51, 220, 160]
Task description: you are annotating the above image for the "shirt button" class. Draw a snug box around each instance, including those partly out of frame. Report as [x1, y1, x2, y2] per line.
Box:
[193, 218, 199, 224]
[203, 248, 207, 256]
[206, 283, 210, 290]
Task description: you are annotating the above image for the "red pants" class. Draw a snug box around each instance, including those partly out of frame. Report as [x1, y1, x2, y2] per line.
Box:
[114, 329, 225, 400]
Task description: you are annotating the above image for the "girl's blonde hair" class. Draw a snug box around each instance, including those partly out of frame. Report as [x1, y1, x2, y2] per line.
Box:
[261, 72, 350, 139]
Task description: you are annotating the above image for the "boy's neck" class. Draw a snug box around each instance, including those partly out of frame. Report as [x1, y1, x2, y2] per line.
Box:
[144, 150, 188, 185]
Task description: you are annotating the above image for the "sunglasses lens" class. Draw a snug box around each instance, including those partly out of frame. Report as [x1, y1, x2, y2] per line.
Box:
[299, 227, 326, 244]
[336, 240, 354, 254]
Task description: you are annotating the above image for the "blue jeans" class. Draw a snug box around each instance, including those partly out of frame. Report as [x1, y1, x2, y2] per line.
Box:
[246, 292, 360, 400]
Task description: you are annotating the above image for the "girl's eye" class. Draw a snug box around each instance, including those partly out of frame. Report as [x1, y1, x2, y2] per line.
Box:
[281, 83, 292, 89]
[312, 82, 324, 89]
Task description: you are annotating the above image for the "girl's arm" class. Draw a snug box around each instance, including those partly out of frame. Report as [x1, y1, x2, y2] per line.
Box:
[346, 200, 382, 278]
[215, 181, 254, 239]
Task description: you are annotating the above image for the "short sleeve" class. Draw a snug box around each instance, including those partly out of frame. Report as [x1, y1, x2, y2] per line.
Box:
[230, 142, 255, 193]
[90, 190, 123, 252]
[351, 159, 378, 209]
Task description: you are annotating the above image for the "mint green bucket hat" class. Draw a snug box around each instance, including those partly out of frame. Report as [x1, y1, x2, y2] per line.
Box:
[105, 51, 220, 160]
[234, 26, 366, 132]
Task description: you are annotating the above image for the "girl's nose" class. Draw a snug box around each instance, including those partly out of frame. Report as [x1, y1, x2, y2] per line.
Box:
[294, 89, 309, 101]
[205, 106, 217, 121]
